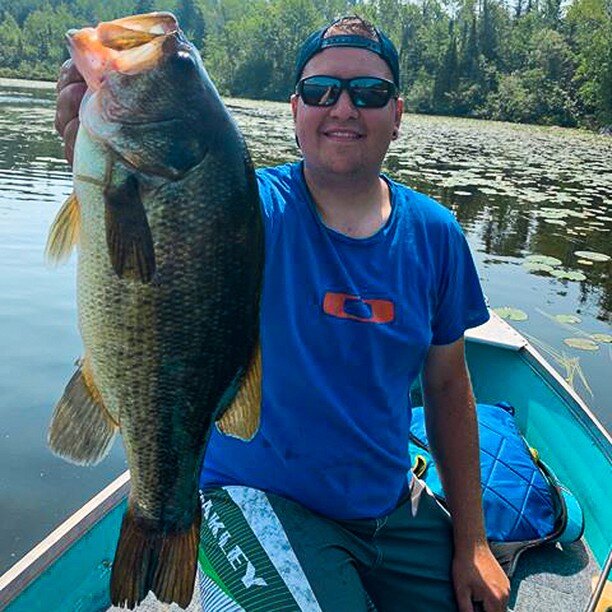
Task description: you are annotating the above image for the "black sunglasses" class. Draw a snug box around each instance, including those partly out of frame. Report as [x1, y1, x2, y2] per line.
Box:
[296, 75, 398, 109]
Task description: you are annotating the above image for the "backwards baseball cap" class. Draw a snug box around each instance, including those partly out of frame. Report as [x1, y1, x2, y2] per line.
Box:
[294, 18, 400, 87]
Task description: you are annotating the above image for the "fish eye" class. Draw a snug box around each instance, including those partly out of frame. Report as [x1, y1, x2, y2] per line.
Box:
[170, 48, 196, 73]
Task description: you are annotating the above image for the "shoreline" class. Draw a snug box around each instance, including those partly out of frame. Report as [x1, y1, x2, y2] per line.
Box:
[0, 77, 604, 134]
[0, 77, 56, 90]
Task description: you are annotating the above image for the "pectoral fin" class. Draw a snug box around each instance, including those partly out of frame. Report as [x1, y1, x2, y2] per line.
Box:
[216, 345, 262, 441]
[48, 356, 118, 466]
[45, 191, 80, 263]
[104, 165, 156, 283]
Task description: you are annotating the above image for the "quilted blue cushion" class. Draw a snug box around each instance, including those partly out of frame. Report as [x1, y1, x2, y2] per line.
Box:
[409, 403, 557, 542]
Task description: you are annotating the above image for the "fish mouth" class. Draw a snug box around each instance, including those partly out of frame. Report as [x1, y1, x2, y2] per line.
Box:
[66, 12, 180, 90]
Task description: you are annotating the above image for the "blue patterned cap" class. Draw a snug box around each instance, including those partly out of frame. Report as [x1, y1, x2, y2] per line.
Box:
[295, 21, 400, 87]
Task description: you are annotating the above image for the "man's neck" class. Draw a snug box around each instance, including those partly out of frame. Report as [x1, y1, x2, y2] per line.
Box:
[303, 165, 391, 239]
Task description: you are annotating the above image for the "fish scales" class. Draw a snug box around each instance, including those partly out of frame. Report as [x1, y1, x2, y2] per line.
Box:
[77, 140, 258, 520]
[47, 12, 263, 608]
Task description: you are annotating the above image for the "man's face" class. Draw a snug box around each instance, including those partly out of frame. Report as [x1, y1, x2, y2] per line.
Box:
[291, 47, 403, 179]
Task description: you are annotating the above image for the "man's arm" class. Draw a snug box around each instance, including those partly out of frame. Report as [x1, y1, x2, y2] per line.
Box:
[421, 337, 509, 612]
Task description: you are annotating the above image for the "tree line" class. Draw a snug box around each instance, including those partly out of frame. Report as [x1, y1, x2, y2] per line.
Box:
[0, 0, 610, 129]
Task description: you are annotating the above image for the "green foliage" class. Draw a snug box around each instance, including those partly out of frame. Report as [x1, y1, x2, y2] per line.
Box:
[486, 69, 578, 125]
[204, 0, 320, 100]
[486, 25, 579, 125]
[433, 25, 459, 112]
[480, 0, 497, 61]
[461, 16, 480, 81]
[530, 28, 574, 83]
[175, 0, 205, 46]
[0, 13, 22, 69]
[404, 67, 435, 112]
[0, 0, 609, 128]
[567, 0, 612, 125]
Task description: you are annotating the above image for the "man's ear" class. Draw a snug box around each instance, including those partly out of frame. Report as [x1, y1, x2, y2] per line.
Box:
[290, 93, 299, 122]
[290, 94, 301, 149]
[394, 97, 404, 131]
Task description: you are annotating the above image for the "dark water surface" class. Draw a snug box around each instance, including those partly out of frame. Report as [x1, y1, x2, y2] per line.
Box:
[0, 80, 610, 573]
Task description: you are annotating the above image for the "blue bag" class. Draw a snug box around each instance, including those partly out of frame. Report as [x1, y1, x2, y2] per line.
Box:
[409, 402, 584, 575]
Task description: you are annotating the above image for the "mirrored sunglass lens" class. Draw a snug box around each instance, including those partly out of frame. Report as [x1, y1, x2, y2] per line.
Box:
[350, 79, 393, 108]
[301, 79, 340, 106]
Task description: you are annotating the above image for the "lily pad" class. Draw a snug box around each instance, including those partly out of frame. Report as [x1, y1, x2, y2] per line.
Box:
[590, 333, 612, 343]
[525, 254, 562, 267]
[543, 219, 567, 226]
[563, 338, 599, 351]
[536, 210, 567, 220]
[554, 314, 582, 324]
[454, 190, 473, 196]
[573, 251, 611, 263]
[538, 207, 567, 215]
[577, 259, 594, 266]
[522, 193, 551, 203]
[523, 262, 554, 273]
[494, 307, 528, 321]
[550, 269, 587, 281]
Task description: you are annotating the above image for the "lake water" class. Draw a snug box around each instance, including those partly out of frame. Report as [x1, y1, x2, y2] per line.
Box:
[0, 79, 610, 573]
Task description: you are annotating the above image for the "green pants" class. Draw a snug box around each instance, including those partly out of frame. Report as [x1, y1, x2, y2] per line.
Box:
[198, 477, 458, 611]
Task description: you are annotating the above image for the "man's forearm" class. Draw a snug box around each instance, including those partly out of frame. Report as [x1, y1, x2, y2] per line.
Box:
[422, 365, 487, 554]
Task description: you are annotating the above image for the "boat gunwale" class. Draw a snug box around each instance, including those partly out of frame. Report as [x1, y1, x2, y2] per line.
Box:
[520, 343, 612, 449]
[0, 470, 130, 608]
[469, 312, 611, 449]
[465, 311, 528, 351]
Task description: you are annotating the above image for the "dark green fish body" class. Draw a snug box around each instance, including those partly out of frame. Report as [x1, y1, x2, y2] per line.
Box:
[46, 13, 263, 608]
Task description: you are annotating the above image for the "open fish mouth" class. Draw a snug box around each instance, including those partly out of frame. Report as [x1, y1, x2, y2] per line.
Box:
[66, 12, 180, 90]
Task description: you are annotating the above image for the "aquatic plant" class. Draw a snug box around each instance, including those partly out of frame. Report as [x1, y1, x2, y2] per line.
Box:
[493, 307, 528, 321]
[526, 334, 594, 396]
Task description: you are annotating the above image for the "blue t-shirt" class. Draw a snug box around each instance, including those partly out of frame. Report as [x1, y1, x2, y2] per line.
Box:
[200, 161, 489, 519]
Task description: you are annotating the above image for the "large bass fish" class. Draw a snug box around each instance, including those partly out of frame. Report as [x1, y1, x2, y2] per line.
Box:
[46, 12, 263, 608]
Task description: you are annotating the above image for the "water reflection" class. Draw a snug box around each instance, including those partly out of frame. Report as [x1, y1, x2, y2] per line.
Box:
[381, 115, 612, 324]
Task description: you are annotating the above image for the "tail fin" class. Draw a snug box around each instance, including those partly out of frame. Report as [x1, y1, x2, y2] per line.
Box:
[110, 505, 201, 609]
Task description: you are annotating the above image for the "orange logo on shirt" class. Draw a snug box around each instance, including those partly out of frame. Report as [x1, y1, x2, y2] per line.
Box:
[323, 292, 395, 324]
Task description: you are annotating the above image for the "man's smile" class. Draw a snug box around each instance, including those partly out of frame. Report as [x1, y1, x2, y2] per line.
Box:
[322, 128, 365, 141]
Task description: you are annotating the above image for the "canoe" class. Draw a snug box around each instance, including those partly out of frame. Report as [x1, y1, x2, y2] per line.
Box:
[0, 311, 610, 611]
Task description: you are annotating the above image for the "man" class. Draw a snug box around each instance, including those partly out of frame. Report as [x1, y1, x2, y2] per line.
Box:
[55, 16, 509, 611]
